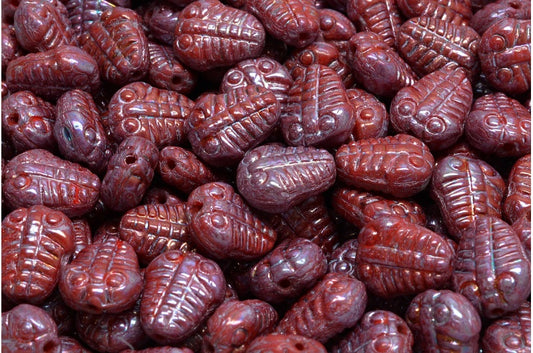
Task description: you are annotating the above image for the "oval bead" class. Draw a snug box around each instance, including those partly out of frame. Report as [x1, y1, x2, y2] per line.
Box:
[236, 143, 336, 213]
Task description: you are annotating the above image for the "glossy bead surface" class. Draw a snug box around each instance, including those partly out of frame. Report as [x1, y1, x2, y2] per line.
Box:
[452, 215, 530, 318]
[346, 88, 389, 141]
[54, 89, 112, 174]
[390, 64, 473, 151]
[332, 187, 426, 229]
[174, 0, 265, 71]
[316, 9, 356, 59]
[220, 56, 293, 106]
[158, 146, 217, 194]
[481, 301, 531, 353]
[281, 64, 354, 147]
[59, 236, 143, 314]
[331, 310, 414, 353]
[107, 81, 195, 148]
[245, 334, 328, 353]
[203, 299, 278, 353]
[504, 154, 531, 223]
[348, 31, 417, 97]
[246, 0, 319, 48]
[3, 149, 101, 217]
[14, 0, 73, 52]
[248, 238, 327, 303]
[284, 42, 355, 88]
[396, 0, 472, 26]
[140, 250, 226, 345]
[397, 17, 480, 80]
[275, 272, 367, 343]
[142, 1, 181, 47]
[478, 18, 531, 96]
[187, 182, 276, 260]
[405, 289, 482, 353]
[470, 0, 530, 35]
[236, 143, 336, 213]
[1, 23, 22, 70]
[147, 42, 197, 95]
[79, 7, 149, 85]
[100, 136, 159, 213]
[75, 299, 149, 352]
[465, 92, 531, 157]
[346, 0, 402, 48]
[2, 206, 74, 305]
[5, 45, 100, 102]
[187, 85, 280, 167]
[2, 304, 61, 353]
[119, 203, 192, 266]
[356, 216, 454, 298]
[336, 134, 434, 198]
[65, 0, 115, 43]
[261, 194, 340, 255]
[2, 90, 57, 153]
[430, 155, 505, 240]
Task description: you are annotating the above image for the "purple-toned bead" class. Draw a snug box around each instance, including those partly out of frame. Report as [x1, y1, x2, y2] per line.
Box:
[236, 143, 336, 213]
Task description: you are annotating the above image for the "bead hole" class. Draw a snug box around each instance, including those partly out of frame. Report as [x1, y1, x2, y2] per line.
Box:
[125, 155, 137, 164]
[7, 113, 19, 125]
[294, 342, 305, 350]
[171, 75, 181, 85]
[166, 159, 176, 170]
[278, 278, 291, 288]
[43, 340, 57, 353]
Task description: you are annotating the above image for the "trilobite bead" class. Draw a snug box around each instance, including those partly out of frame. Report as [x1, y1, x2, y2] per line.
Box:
[452, 215, 531, 319]
[119, 203, 192, 266]
[335, 134, 434, 198]
[147, 42, 197, 95]
[430, 155, 506, 240]
[331, 310, 414, 353]
[2, 304, 61, 353]
[2, 90, 57, 153]
[5, 45, 101, 102]
[346, 0, 402, 48]
[203, 299, 278, 353]
[390, 64, 473, 151]
[79, 7, 149, 85]
[2, 206, 74, 305]
[397, 16, 480, 79]
[246, 0, 319, 48]
[158, 146, 217, 195]
[187, 182, 277, 261]
[248, 238, 328, 304]
[356, 216, 455, 298]
[281, 64, 354, 147]
[14, 0, 73, 52]
[405, 290, 482, 353]
[100, 136, 159, 213]
[261, 194, 340, 255]
[346, 88, 389, 140]
[187, 85, 281, 167]
[220, 56, 294, 106]
[54, 89, 112, 175]
[348, 31, 417, 97]
[481, 301, 531, 353]
[140, 250, 226, 345]
[174, 0, 265, 71]
[470, 0, 531, 35]
[465, 92, 531, 157]
[478, 18, 531, 96]
[236, 143, 336, 213]
[275, 272, 367, 343]
[107, 81, 195, 148]
[396, 0, 472, 26]
[3, 149, 101, 217]
[332, 187, 426, 229]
